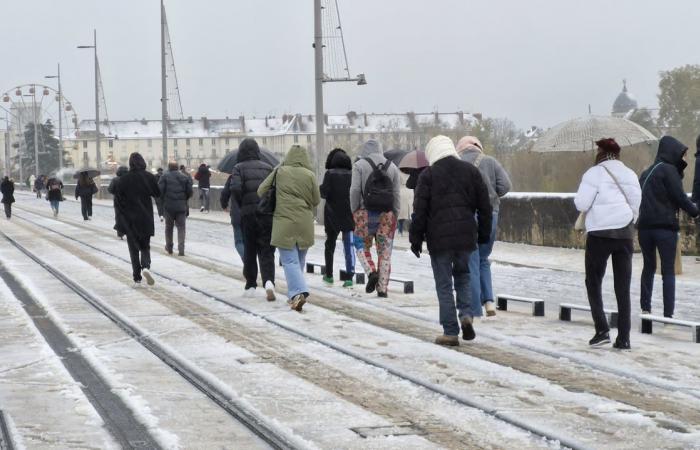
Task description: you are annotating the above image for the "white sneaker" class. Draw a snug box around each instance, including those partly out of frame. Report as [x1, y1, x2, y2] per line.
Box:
[245, 287, 256, 298]
[265, 281, 276, 301]
[141, 269, 155, 286]
[485, 301, 497, 317]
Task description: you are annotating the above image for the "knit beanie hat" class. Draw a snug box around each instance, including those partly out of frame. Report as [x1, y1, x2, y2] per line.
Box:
[595, 138, 621, 164]
[426, 135, 458, 166]
[456, 136, 484, 154]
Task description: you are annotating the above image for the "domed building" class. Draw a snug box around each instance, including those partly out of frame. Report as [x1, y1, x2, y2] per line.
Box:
[612, 79, 638, 117]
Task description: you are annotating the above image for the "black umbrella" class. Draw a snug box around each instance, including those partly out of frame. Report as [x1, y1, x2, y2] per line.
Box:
[384, 148, 409, 165]
[217, 147, 280, 174]
[73, 168, 101, 179]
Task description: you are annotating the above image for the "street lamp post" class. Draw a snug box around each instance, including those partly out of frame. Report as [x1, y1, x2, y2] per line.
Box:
[45, 63, 63, 172]
[78, 30, 99, 170]
[32, 86, 39, 177]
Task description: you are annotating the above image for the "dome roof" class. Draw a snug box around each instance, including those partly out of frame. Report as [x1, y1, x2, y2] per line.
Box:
[612, 80, 638, 115]
[531, 115, 657, 153]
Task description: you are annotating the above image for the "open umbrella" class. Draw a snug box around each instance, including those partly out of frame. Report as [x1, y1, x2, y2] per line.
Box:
[384, 148, 409, 165]
[398, 150, 428, 174]
[217, 147, 280, 174]
[73, 168, 101, 179]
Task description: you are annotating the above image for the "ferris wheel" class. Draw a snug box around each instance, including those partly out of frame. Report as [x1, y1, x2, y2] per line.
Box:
[1, 83, 80, 177]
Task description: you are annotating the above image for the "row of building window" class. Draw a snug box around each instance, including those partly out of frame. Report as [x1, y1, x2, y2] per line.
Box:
[80, 134, 320, 150]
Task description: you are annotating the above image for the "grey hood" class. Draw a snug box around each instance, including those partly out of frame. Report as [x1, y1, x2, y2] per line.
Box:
[350, 139, 401, 215]
[358, 139, 386, 164]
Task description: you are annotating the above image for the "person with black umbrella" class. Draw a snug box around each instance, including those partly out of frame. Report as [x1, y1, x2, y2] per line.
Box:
[113, 152, 161, 286]
[75, 172, 98, 220]
[1, 176, 15, 219]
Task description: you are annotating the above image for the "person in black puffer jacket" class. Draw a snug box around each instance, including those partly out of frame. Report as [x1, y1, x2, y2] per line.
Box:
[108, 166, 129, 239]
[638, 135, 699, 318]
[158, 161, 193, 256]
[230, 138, 276, 299]
[75, 173, 98, 220]
[1, 176, 15, 219]
[320, 148, 355, 286]
[194, 163, 212, 212]
[113, 152, 160, 284]
[410, 136, 492, 347]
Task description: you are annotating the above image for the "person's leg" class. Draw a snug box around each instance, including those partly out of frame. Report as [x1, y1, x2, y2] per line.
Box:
[126, 234, 142, 282]
[585, 235, 611, 335]
[257, 217, 276, 286]
[342, 231, 356, 277]
[176, 212, 186, 255]
[279, 246, 308, 299]
[241, 216, 259, 289]
[4, 203, 10, 218]
[139, 236, 151, 270]
[638, 229, 656, 313]
[429, 251, 460, 336]
[656, 230, 678, 317]
[81, 197, 88, 220]
[376, 212, 397, 293]
[324, 226, 339, 279]
[479, 212, 499, 304]
[453, 251, 473, 320]
[353, 209, 376, 277]
[468, 247, 482, 317]
[87, 196, 93, 217]
[204, 189, 210, 211]
[611, 239, 633, 343]
[232, 223, 245, 260]
[164, 212, 175, 254]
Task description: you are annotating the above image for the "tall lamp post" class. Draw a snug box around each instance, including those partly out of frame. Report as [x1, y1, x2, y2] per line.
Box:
[160, 0, 168, 169]
[78, 30, 100, 170]
[45, 63, 63, 172]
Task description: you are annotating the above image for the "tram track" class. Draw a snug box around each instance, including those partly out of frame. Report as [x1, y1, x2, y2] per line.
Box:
[6, 208, 606, 449]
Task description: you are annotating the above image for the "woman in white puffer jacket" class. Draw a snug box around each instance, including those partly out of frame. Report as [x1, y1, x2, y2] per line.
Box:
[574, 138, 641, 350]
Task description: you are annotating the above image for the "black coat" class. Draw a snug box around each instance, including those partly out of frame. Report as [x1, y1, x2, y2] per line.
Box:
[229, 139, 273, 218]
[108, 167, 129, 235]
[195, 165, 211, 189]
[114, 154, 160, 239]
[410, 156, 492, 253]
[638, 136, 699, 231]
[158, 169, 193, 216]
[46, 178, 63, 202]
[75, 181, 98, 199]
[1, 179, 15, 204]
[220, 175, 242, 226]
[320, 148, 354, 232]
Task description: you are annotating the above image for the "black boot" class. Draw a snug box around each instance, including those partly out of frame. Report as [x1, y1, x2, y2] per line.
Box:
[589, 331, 610, 347]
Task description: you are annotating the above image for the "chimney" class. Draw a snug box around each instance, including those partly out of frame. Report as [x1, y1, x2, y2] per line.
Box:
[202, 116, 209, 130]
[457, 111, 464, 125]
[363, 113, 368, 127]
[324, 114, 328, 126]
[265, 116, 269, 127]
[239, 115, 246, 133]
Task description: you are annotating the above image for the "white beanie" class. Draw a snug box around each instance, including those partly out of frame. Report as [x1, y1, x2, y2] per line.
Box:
[425, 135, 458, 166]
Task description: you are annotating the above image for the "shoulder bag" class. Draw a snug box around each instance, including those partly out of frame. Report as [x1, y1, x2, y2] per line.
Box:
[257, 169, 278, 215]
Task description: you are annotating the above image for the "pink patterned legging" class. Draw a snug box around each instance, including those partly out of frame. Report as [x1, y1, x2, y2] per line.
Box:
[353, 209, 397, 293]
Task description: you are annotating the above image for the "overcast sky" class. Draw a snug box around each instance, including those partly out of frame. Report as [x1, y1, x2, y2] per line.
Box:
[2, 1, 699, 129]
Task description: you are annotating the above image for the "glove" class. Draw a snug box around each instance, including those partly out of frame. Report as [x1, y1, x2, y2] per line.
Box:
[411, 243, 422, 258]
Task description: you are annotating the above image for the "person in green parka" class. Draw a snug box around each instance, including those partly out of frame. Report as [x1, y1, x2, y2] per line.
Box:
[258, 145, 320, 312]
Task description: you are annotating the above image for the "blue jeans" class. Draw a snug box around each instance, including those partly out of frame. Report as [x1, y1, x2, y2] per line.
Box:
[50, 200, 60, 213]
[639, 228, 678, 317]
[468, 212, 499, 317]
[279, 245, 309, 299]
[232, 223, 245, 260]
[430, 250, 472, 336]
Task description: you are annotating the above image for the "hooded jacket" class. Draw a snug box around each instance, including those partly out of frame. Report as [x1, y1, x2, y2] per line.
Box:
[258, 145, 320, 249]
[349, 140, 402, 216]
[410, 136, 492, 253]
[320, 148, 354, 232]
[228, 138, 273, 218]
[108, 166, 129, 235]
[459, 149, 512, 211]
[1, 177, 15, 204]
[46, 178, 63, 202]
[194, 164, 211, 189]
[113, 153, 161, 240]
[158, 167, 193, 216]
[638, 136, 699, 230]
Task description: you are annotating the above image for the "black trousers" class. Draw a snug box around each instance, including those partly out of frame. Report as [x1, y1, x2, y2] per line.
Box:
[126, 234, 151, 282]
[3, 203, 10, 218]
[241, 214, 275, 289]
[585, 235, 632, 341]
[80, 196, 93, 220]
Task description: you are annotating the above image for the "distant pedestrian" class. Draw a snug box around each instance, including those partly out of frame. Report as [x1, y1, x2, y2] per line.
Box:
[33, 175, 45, 199]
[220, 174, 246, 261]
[397, 178, 413, 236]
[638, 136, 699, 318]
[158, 161, 193, 257]
[194, 163, 211, 213]
[574, 138, 641, 349]
[350, 139, 401, 298]
[1, 176, 15, 219]
[154, 168, 165, 222]
[179, 165, 191, 179]
[230, 139, 276, 299]
[320, 148, 356, 287]
[457, 136, 512, 317]
[410, 136, 492, 346]
[75, 173, 98, 220]
[108, 166, 129, 239]
[46, 177, 64, 217]
[258, 145, 320, 312]
[113, 152, 160, 286]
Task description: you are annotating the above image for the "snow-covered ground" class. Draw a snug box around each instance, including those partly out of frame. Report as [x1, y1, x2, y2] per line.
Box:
[1, 191, 699, 449]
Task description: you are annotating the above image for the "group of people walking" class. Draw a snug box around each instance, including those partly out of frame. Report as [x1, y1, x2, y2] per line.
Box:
[574, 135, 699, 350]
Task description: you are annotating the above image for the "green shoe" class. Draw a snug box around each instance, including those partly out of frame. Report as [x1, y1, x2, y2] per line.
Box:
[322, 276, 334, 285]
[343, 280, 354, 288]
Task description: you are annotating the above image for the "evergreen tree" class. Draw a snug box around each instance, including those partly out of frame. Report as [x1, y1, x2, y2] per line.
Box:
[22, 119, 66, 175]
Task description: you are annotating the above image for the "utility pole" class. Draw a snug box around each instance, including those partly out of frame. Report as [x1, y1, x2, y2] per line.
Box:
[161, 0, 168, 168]
[94, 30, 100, 170]
[32, 85, 39, 176]
[313, 0, 325, 182]
[46, 64, 64, 172]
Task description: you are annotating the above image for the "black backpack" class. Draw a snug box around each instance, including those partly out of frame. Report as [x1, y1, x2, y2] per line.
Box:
[362, 158, 394, 212]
